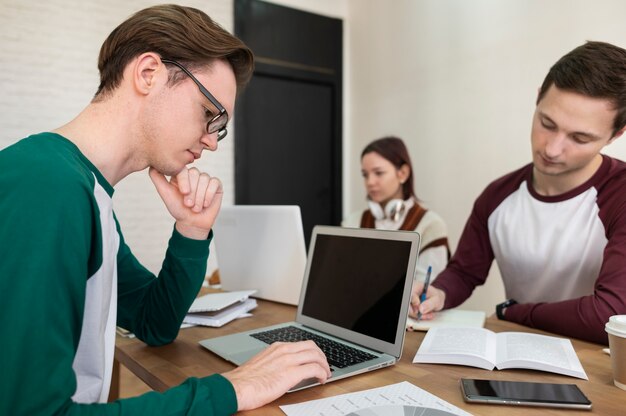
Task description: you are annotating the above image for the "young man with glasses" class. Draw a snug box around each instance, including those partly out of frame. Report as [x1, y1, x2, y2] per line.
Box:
[412, 41, 626, 346]
[0, 5, 330, 415]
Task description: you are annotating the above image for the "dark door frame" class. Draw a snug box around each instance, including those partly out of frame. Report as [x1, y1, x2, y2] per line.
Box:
[234, 0, 343, 243]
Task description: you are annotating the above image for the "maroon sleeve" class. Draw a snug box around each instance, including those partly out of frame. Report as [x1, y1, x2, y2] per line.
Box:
[433, 166, 530, 308]
[431, 199, 494, 308]
[505, 164, 626, 345]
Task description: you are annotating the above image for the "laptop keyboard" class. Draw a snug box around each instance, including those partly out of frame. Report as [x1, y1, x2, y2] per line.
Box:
[250, 325, 377, 368]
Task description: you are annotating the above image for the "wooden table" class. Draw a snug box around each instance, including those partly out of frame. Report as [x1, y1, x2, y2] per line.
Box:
[115, 300, 624, 415]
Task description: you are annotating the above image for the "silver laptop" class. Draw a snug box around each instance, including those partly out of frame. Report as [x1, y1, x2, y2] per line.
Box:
[200, 225, 421, 391]
[212, 205, 306, 305]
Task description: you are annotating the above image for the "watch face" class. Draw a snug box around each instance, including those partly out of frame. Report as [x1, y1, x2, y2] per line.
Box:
[496, 300, 516, 319]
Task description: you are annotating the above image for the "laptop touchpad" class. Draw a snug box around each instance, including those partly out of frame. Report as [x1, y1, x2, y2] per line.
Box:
[288, 377, 320, 392]
[231, 348, 263, 364]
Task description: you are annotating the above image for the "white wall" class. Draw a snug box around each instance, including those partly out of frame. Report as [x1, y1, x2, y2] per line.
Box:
[0, 0, 236, 275]
[347, 0, 626, 313]
[2, 0, 626, 313]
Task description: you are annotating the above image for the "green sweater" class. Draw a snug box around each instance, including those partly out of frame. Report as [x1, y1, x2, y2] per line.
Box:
[0, 133, 237, 415]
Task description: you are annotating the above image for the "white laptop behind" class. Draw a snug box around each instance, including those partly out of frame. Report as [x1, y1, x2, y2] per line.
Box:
[201, 225, 421, 391]
[212, 205, 306, 305]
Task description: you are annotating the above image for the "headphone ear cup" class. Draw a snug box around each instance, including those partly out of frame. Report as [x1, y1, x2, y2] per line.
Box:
[368, 200, 385, 220]
[385, 199, 405, 221]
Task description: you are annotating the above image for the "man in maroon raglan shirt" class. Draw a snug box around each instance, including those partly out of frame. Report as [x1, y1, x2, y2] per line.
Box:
[412, 41, 626, 345]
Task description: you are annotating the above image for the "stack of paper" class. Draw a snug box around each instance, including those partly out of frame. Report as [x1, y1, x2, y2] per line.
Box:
[183, 290, 258, 327]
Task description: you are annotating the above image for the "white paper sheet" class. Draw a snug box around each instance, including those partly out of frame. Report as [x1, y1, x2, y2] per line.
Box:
[188, 290, 257, 312]
[183, 298, 257, 327]
[280, 381, 472, 416]
[407, 309, 486, 331]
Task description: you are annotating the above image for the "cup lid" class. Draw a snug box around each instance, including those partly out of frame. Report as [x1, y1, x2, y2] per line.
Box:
[605, 315, 626, 337]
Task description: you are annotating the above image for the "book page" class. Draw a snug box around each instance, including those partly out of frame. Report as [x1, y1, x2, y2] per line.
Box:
[412, 327, 497, 370]
[495, 332, 587, 379]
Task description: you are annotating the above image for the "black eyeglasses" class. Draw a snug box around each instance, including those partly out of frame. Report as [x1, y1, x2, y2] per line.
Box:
[161, 58, 229, 141]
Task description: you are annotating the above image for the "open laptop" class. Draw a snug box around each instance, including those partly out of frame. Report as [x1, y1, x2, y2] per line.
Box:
[212, 205, 307, 305]
[200, 225, 421, 391]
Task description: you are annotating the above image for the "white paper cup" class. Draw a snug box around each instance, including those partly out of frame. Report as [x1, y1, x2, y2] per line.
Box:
[605, 315, 626, 390]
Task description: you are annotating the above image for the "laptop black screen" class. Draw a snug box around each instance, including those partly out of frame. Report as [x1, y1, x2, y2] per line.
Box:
[301, 234, 412, 344]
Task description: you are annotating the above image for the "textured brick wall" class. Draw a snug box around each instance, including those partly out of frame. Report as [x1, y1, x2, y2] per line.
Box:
[0, 0, 235, 274]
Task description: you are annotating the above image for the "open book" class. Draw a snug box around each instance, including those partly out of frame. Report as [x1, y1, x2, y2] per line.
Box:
[413, 327, 587, 379]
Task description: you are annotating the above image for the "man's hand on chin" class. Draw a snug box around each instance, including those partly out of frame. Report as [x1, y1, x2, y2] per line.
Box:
[149, 166, 223, 239]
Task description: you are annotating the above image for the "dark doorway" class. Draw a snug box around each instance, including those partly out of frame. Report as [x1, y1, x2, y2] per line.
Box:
[234, 0, 343, 247]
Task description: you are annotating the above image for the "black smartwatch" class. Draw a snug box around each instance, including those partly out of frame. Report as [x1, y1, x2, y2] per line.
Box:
[496, 299, 517, 320]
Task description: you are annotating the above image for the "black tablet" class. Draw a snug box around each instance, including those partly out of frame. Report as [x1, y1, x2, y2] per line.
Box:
[460, 378, 592, 410]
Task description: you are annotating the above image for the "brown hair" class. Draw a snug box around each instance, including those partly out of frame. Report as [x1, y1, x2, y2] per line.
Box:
[537, 41, 626, 136]
[361, 136, 416, 200]
[95, 4, 254, 98]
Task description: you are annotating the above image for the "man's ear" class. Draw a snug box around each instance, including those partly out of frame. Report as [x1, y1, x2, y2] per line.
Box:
[132, 52, 163, 95]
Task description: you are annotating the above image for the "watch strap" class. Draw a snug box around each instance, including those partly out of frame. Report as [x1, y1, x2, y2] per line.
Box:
[496, 299, 517, 320]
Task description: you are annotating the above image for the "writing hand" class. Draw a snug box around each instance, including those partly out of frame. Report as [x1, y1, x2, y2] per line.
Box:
[408, 283, 446, 322]
[222, 341, 331, 411]
[149, 167, 223, 239]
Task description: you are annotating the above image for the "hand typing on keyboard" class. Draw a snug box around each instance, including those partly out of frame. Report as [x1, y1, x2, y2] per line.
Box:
[251, 326, 376, 368]
[222, 340, 331, 411]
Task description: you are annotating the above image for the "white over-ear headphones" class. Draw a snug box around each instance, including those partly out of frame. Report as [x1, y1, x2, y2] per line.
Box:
[368, 199, 406, 221]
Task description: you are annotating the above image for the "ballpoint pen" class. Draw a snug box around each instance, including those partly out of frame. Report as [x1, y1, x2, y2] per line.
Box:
[417, 265, 432, 321]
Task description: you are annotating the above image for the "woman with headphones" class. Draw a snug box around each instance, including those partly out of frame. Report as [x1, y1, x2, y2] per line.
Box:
[342, 136, 450, 282]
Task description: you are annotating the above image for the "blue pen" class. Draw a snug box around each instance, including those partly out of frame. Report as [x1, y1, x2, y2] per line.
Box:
[417, 265, 432, 321]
